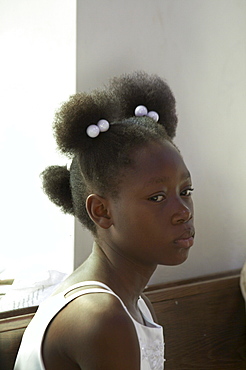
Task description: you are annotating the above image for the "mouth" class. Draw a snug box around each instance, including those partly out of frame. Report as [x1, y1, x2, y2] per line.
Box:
[174, 229, 195, 249]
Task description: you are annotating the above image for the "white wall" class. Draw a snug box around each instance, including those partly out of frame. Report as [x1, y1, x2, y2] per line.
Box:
[2, 1, 245, 285]
[0, 1, 76, 275]
[76, 0, 246, 284]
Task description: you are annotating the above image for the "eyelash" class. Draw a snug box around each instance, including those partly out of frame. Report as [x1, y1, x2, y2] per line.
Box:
[181, 188, 194, 197]
[149, 194, 166, 202]
[148, 188, 194, 202]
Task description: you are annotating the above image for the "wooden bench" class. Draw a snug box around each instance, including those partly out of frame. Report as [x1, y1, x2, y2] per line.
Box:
[0, 270, 245, 370]
[146, 270, 246, 369]
[0, 306, 38, 370]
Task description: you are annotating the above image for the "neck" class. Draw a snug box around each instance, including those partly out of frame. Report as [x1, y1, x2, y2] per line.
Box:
[87, 240, 157, 306]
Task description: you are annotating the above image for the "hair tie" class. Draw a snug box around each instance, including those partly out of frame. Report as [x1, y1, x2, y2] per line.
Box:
[86, 119, 110, 138]
[135, 105, 159, 122]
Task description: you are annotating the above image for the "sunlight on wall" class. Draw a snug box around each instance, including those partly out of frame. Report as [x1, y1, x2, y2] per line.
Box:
[0, 1, 76, 276]
[76, 0, 246, 283]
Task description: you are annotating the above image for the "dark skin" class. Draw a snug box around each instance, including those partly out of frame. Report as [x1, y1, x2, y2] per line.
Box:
[42, 140, 195, 369]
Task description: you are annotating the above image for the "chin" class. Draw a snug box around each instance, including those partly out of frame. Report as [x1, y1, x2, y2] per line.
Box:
[162, 250, 190, 266]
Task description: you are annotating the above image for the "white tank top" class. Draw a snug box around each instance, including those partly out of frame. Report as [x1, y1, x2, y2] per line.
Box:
[14, 281, 165, 370]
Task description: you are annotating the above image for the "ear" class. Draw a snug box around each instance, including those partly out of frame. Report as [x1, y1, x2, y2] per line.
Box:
[86, 194, 113, 229]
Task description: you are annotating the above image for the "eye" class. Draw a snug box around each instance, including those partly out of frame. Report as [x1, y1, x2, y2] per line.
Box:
[181, 188, 194, 197]
[148, 194, 166, 202]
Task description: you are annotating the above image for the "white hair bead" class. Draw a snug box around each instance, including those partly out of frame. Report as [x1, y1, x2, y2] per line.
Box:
[135, 105, 148, 117]
[86, 124, 100, 138]
[97, 119, 110, 132]
[147, 111, 159, 122]
[135, 105, 159, 122]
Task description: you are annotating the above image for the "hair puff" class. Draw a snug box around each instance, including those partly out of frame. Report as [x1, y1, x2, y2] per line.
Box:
[41, 165, 74, 215]
[109, 71, 177, 139]
[53, 90, 119, 156]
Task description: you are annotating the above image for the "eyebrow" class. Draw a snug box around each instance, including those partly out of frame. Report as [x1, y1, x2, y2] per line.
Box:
[145, 171, 192, 186]
[182, 171, 192, 181]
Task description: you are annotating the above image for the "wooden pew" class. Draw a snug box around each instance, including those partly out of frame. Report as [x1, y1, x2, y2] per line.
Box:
[146, 270, 246, 369]
[0, 271, 245, 370]
[0, 306, 38, 370]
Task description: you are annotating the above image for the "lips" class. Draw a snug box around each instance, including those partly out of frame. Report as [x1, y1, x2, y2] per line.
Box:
[174, 229, 195, 248]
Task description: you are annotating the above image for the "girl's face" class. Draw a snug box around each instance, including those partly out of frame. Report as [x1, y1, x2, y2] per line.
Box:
[108, 140, 195, 267]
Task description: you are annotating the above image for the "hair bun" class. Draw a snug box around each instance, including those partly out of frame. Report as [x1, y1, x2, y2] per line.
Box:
[109, 71, 177, 138]
[41, 165, 74, 215]
[53, 90, 119, 155]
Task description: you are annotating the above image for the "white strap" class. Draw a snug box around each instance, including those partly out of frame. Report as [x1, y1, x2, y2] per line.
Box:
[63, 280, 112, 296]
[61, 281, 157, 328]
[64, 287, 117, 304]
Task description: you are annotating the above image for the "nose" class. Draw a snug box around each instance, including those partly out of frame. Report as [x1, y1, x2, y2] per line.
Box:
[171, 200, 193, 225]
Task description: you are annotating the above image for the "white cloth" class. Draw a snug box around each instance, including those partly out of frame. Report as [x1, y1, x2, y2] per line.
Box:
[241, 262, 246, 303]
[14, 281, 165, 370]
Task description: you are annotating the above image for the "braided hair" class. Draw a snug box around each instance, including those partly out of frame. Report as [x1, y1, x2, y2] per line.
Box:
[41, 71, 178, 235]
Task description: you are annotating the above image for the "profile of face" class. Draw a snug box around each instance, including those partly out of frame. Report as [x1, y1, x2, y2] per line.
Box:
[107, 139, 195, 267]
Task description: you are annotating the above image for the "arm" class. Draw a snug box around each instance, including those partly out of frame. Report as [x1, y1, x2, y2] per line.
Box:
[42, 293, 141, 370]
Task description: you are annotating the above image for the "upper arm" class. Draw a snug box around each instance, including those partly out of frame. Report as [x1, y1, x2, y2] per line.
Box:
[78, 302, 141, 369]
[43, 293, 141, 370]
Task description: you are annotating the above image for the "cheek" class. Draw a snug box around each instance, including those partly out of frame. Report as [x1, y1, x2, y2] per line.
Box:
[112, 204, 152, 242]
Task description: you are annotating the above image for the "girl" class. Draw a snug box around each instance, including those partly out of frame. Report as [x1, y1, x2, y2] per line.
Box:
[14, 71, 195, 370]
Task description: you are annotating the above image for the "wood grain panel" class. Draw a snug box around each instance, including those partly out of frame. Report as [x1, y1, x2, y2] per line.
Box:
[146, 273, 246, 369]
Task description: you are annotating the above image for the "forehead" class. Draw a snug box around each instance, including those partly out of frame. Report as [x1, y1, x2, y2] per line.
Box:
[122, 140, 191, 188]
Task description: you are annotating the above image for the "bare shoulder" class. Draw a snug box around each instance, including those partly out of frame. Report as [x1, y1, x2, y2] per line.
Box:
[42, 292, 140, 370]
